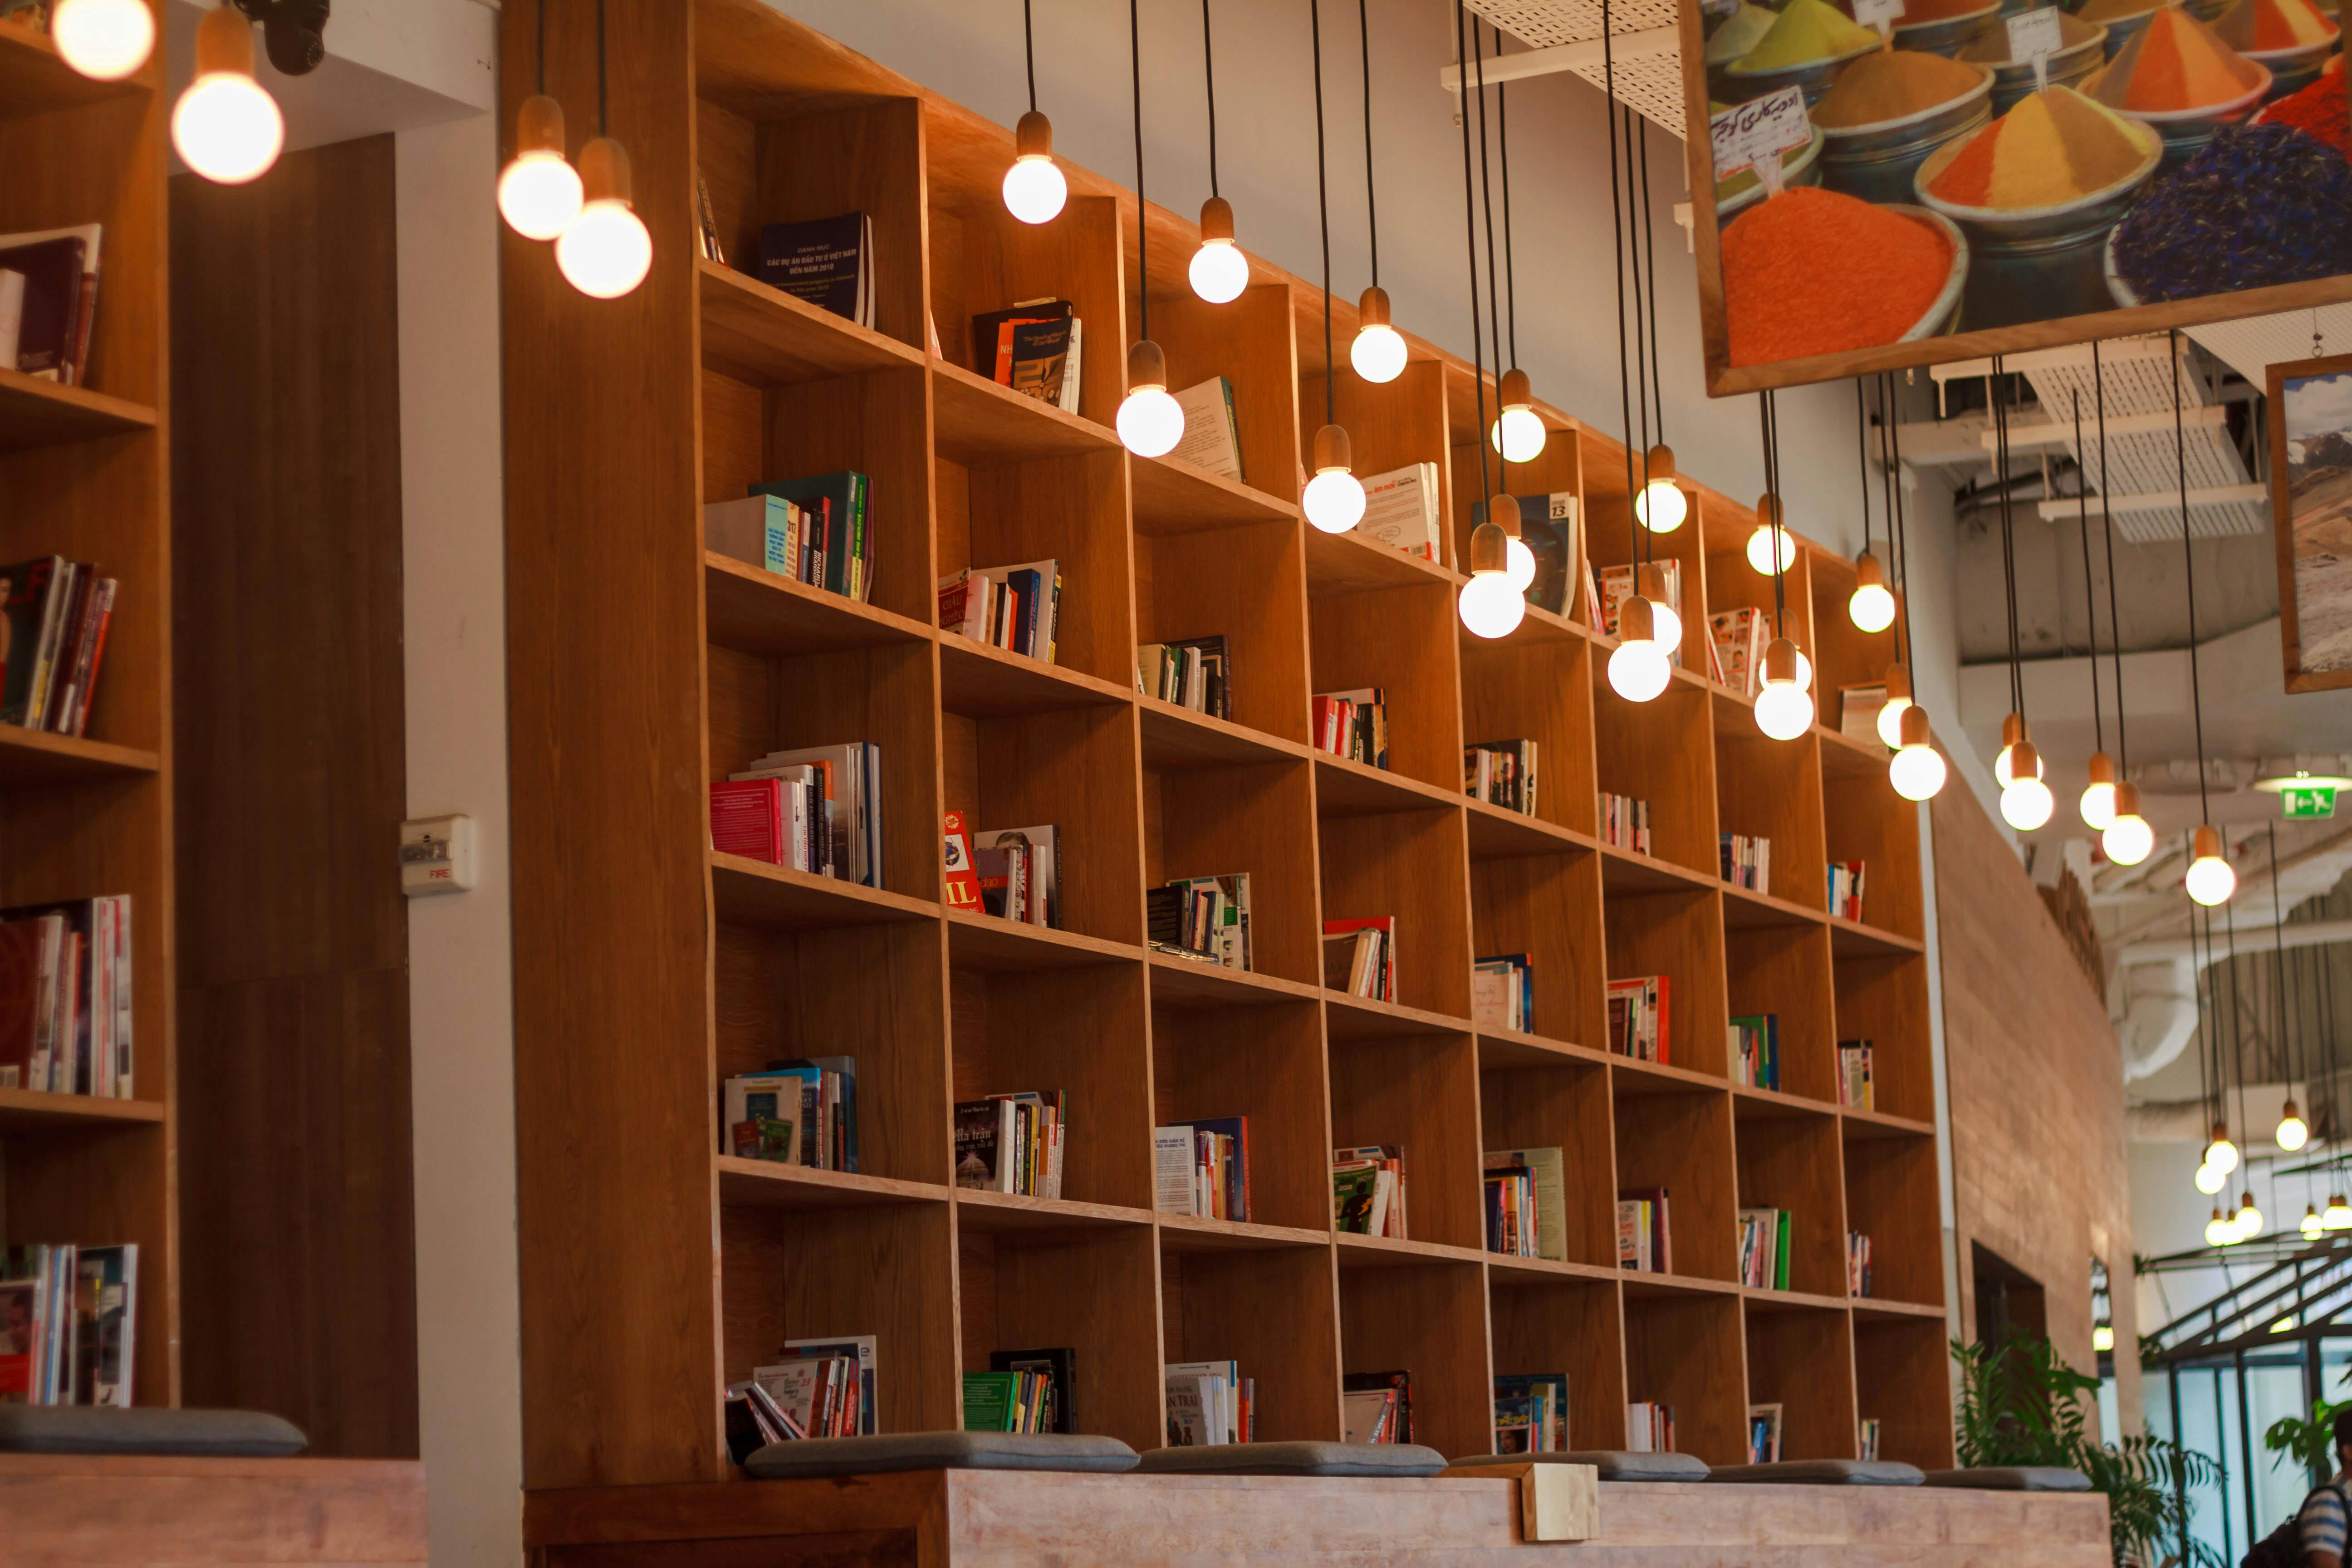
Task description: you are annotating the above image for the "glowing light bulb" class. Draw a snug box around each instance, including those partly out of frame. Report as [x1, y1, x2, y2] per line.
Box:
[2195, 1160, 2226, 1195]
[500, 150, 584, 240]
[2206, 1207, 2234, 1246]
[1876, 666, 1914, 750]
[1351, 285, 1406, 382]
[1649, 599, 1682, 654]
[2001, 776, 2054, 832]
[1003, 112, 1068, 224]
[1607, 598, 1671, 703]
[2239, 1193, 2265, 1237]
[1490, 368, 1546, 461]
[1117, 341, 1184, 457]
[1849, 551, 1896, 633]
[2327, 1194, 2352, 1230]
[1636, 479, 1687, 534]
[2206, 1129, 2239, 1177]
[172, 9, 282, 186]
[1505, 534, 1535, 593]
[2104, 784, 2154, 866]
[1303, 424, 1365, 534]
[1889, 706, 1945, 801]
[2279, 1102, 2310, 1152]
[1748, 522, 1797, 575]
[1458, 570, 1524, 639]
[1755, 638, 1814, 740]
[2305, 1205, 2325, 1239]
[2079, 780, 2117, 833]
[2186, 825, 2235, 906]
[51, 0, 154, 80]
[2093, 1325, 2115, 1352]
[1188, 196, 1247, 302]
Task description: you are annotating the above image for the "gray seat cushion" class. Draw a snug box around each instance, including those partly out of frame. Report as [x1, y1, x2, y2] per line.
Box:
[1450, 1448, 1706, 1480]
[743, 1431, 1137, 1478]
[1138, 1441, 1447, 1477]
[0, 1406, 307, 1457]
[1924, 1466, 2091, 1491]
[1707, 1459, 1924, 1485]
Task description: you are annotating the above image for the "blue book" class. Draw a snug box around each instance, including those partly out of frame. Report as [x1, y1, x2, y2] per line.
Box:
[755, 211, 871, 328]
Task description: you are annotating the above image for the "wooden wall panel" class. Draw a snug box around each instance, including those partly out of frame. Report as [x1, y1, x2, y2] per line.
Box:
[168, 135, 417, 1458]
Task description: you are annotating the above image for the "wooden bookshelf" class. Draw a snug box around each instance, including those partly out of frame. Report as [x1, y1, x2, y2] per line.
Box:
[0, 6, 177, 1402]
[499, 0, 1953, 1498]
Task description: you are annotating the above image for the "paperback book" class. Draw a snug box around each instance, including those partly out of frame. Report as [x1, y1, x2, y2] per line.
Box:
[1596, 561, 1684, 666]
[1165, 1358, 1252, 1446]
[756, 211, 872, 328]
[1322, 917, 1395, 1002]
[1486, 493, 1578, 615]
[1357, 463, 1442, 564]
[1483, 1146, 1565, 1261]
[971, 823, 1059, 928]
[1738, 1206, 1793, 1291]
[969, 297, 1083, 414]
[1493, 1372, 1570, 1454]
[1617, 1187, 1671, 1274]
[990, 1347, 1075, 1434]
[1342, 1369, 1411, 1445]
[1333, 1145, 1406, 1239]
[722, 742, 882, 887]
[0, 895, 132, 1099]
[1838, 1040, 1875, 1110]
[1471, 952, 1533, 1034]
[745, 471, 874, 604]
[1848, 1231, 1874, 1297]
[1171, 377, 1245, 482]
[938, 558, 1063, 664]
[1600, 792, 1650, 854]
[1137, 635, 1230, 720]
[1720, 833, 1769, 893]
[953, 1091, 1066, 1198]
[1748, 1402, 1784, 1465]
[964, 1368, 1056, 1434]
[1708, 608, 1770, 697]
[1465, 740, 1537, 816]
[0, 556, 118, 736]
[757, 1333, 877, 1437]
[1145, 873, 1251, 970]
[1858, 1417, 1883, 1462]
[1312, 688, 1386, 768]
[1729, 1013, 1779, 1092]
[1628, 1401, 1676, 1454]
[1828, 861, 1866, 921]
[0, 223, 99, 385]
[942, 811, 983, 913]
[724, 1057, 858, 1171]
[0, 1242, 134, 1406]
[1605, 975, 1668, 1063]
[1153, 1116, 1250, 1221]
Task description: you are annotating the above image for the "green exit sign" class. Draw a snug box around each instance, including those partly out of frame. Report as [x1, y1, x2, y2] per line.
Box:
[2284, 785, 2337, 819]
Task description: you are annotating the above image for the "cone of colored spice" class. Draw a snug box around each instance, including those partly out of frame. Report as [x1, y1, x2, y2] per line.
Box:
[1734, 0, 1881, 70]
[1959, 11, 2104, 60]
[1707, 2, 1780, 65]
[2256, 61, 2349, 147]
[2112, 120, 2352, 297]
[2213, 0, 2338, 53]
[1721, 188, 1955, 365]
[1815, 49, 1991, 125]
[2083, 8, 2265, 111]
[1925, 85, 2154, 206]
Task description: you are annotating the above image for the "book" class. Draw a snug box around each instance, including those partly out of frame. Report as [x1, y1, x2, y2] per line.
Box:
[1848, 1231, 1873, 1298]
[1136, 634, 1230, 720]
[1358, 463, 1442, 562]
[1465, 740, 1537, 816]
[1484, 1147, 1566, 1262]
[747, 472, 872, 603]
[1858, 1417, 1883, 1462]
[1708, 608, 1769, 697]
[971, 823, 1058, 928]
[1828, 860, 1866, 922]
[1165, 1358, 1249, 1446]
[703, 494, 806, 580]
[1322, 916, 1394, 1002]
[991, 1347, 1075, 1434]
[1749, 1402, 1784, 1465]
[1313, 688, 1386, 768]
[1153, 1116, 1250, 1221]
[970, 298, 1083, 415]
[1838, 1039, 1875, 1110]
[735, 745, 881, 887]
[1333, 1145, 1406, 1239]
[1494, 1372, 1570, 1453]
[725, 1058, 856, 1171]
[938, 559, 1063, 663]
[1738, 1206, 1793, 1290]
[0, 224, 98, 385]
[964, 1369, 1058, 1434]
[763, 1334, 878, 1436]
[1597, 560, 1683, 664]
[0, 557, 117, 736]
[1840, 683, 1889, 744]
[1515, 493, 1580, 615]
[0, 268, 22, 369]
[1600, 792, 1650, 854]
[722, 1068, 806, 1165]
[1617, 1186, 1670, 1274]
[756, 211, 872, 328]
[1343, 1370, 1412, 1445]
[942, 811, 982, 912]
[0, 1242, 124, 1406]
[0, 897, 130, 1099]
[1628, 1401, 1676, 1454]
[693, 165, 725, 265]
[1729, 1013, 1779, 1092]
[1719, 833, 1769, 893]
[1605, 974, 1668, 1063]
[953, 1092, 1066, 1197]
[1471, 953, 1533, 1034]
[1172, 376, 1244, 481]
[1146, 874, 1251, 970]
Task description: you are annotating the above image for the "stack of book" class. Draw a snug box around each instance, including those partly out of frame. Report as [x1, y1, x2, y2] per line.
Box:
[1343, 1370, 1411, 1444]
[1839, 683, 1888, 744]
[1136, 636, 1230, 719]
[1617, 1187, 1671, 1273]
[724, 1058, 858, 1170]
[1600, 792, 1650, 854]
[971, 298, 1083, 414]
[0, 896, 134, 1099]
[1323, 917, 1395, 1001]
[1828, 860, 1866, 921]
[723, 1380, 806, 1460]
[971, 823, 1060, 927]
[1465, 740, 1538, 815]
[1838, 1040, 1875, 1109]
[754, 1334, 877, 1437]
[1312, 687, 1386, 767]
[1359, 463, 1442, 563]
[1729, 1013, 1779, 1091]
[953, 1092, 1066, 1197]
[1739, 1207, 1793, 1290]
[1165, 1359, 1252, 1446]
[1333, 1145, 1406, 1238]
[938, 559, 1063, 663]
[715, 742, 883, 886]
[1153, 1117, 1250, 1221]
[1172, 377, 1245, 481]
[0, 222, 102, 386]
[1848, 1231, 1873, 1297]
[1483, 1147, 1565, 1261]
[709, 470, 876, 605]
[1605, 975, 1668, 1062]
[1472, 952, 1533, 1034]
[964, 1367, 1057, 1433]
[1748, 1402, 1784, 1465]
[1858, 1418, 1884, 1462]
[1146, 873, 1251, 969]
[1493, 1373, 1570, 1454]
[988, 1348, 1072, 1433]
[1597, 561, 1684, 665]
[1, 558, 117, 736]
[1720, 833, 1769, 892]
[757, 212, 873, 328]
[1627, 1401, 1676, 1454]
[0, 1243, 136, 1406]
[1708, 608, 1770, 696]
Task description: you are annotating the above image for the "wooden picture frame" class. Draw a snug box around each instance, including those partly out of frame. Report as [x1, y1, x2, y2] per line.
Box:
[1680, 0, 2352, 397]
[2270, 352, 2352, 693]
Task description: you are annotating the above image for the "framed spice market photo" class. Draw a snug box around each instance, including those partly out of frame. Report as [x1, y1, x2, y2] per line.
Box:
[2270, 351, 2352, 691]
[1682, 0, 2352, 395]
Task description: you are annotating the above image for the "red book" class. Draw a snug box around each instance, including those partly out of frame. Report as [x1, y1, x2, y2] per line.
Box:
[710, 779, 786, 863]
[942, 810, 982, 911]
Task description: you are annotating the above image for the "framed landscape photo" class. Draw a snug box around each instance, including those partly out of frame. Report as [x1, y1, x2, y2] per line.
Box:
[1680, 0, 2352, 396]
[2271, 353, 2352, 692]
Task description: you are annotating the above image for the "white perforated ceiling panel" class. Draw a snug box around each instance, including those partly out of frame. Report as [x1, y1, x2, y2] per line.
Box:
[1467, 0, 1692, 133]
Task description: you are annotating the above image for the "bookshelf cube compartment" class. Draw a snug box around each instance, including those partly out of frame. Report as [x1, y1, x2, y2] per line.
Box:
[1133, 517, 1311, 746]
[1304, 359, 1455, 571]
[720, 1196, 961, 1432]
[956, 1215, 1162, 1451]
[1150, 995, 1330, 1232]
[1731, 1102, 1849, 1298]
[1318, 806, 1474, 1020]
[1486, 1273, 1626, 1455]
[715, 916, 951, 1186]
[924, 192, 1124, 428]
[1589, 677, 1718, 880]
[1584, 456, 1709, 648]
[941, 701, 1145, 946]
[1808, 552, 1899, 710]
[1143, 284, 1301, 507]
[1478, 1056, 1618, 1269]
[936, 446, 1134, 689]
[1841, 1128, 1942, 1308]
[1622, 1288, 1747, 1465]
[1473, 851, 1607, 1052]
[1336, 1254, 1489, 1460]
[1142, 756, 1321, 990]
[1822, 759, 1923, 941]
[1307, 583, 1464, 796]
[1702, 514, 1818, 689]
[951, 958, 1153, 1210]
[1744, 1299, 1859, 1460]
[1712, 705, 1826, 911]
[1612, 1081, 1736, 1283]
[1445, 426, 1583, 585]
[1834, 954, 1933, 1122]
[1724, 924, 1838, 1104]
[1327, 1028, 1482, 1252]
[1461, 638, 1597, 842]
[1159, 1233, 1342, 1442]
[1852, 1315, 1957, 1469]
[1603, 888, 1730, 1077]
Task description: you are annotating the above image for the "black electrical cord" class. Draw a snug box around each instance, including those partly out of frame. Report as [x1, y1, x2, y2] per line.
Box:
[1639, 115, 1665, 456]
[1312, 0, 1333, 423]
[1499, 71, 1516, 369]
[1358, 0, 1376, 285]
[536, 0, 547, 95]
[1455, 0, 1490, 506]
[1473, 21, 1505, 451]
[1857, 379, 1873, 563]
[1889, 374, 1914, 670]
[1764, 391, 1787, 638]
[596, 0, 608, 133]
[1132, 0, 1147, 345]
[2272, 823, 2294, 1092]
[1201, 0, 1218, 199]
[1602, 0, 1635, 519]
[2095, 342, 2127, 774]
[1024, 0, 1039, 114]
[1626, 108, 1650, 505]
[2173, 329, 2213, 828]
[2074, 388, 2103, 755]
[1993, 358, 2023, 720]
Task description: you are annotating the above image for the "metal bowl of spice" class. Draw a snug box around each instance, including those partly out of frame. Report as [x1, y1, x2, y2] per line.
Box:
[1718, 127, 1829, 221]
[1816, 52, 1997, 204]
[1725, 0, 1884, 104]
[2213, 0, 2341, 100]
[1960, 13, 2109, 113]
[2082, 7, 2274, 172]
[2108, 120, 2352, 304]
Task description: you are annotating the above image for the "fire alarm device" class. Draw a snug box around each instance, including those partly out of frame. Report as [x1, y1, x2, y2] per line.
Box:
[400, 814, 477, 897]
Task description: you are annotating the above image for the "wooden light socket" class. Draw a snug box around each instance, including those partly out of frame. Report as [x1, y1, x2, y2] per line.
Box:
[515, 94, 568, 158]
[1198, 195, 1234, 245]
[1498, 365, 1533, 411]
[1637, 561, 1669, 603]
[1897, 703, 1931, 749]
[2192, 823, 2225, 863]
[2009, 739, 2040, 783]
[1488, 491, 1521, 539]
[2087, 751, 2116, 787]
[1311, 422, 1352, 474]
[1619, 594, 1656, 644]
[1357, 283, 1391, 328]
[1644, 442, 1675, 484]
[1014, 108, 1053, 158]
[1855, 550, 1887, 593]
[1763, 636, 1798, 686]
[2112, 779, 2142, 819]
[578, 136, 633, 205]
[1883, 662, 1911, 705]
[194, 2, 255, 76]
[2000, 712, 2026, 751]
[1755, 492, 1783, 529]
[1127, 337, 1168, 392]
[1467, 520, 1510, 575]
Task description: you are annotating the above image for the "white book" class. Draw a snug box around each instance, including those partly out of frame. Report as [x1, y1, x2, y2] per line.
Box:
[0, 269, 23, 371]
[1172, 376, 1244, 480]
[1358, 462, 1441, 560]
[1153, 1125, 1196, 1215]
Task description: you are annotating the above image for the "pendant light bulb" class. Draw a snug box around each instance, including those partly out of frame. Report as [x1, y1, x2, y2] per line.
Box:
[1118, 340, 1185, 458]
[2327, 1194, 2352, 1230]
[1488, 368, 1546, 462]
[1350, 285, 1407, 383]
[51, 0, 155, 81]
[2186, 823, 2235, 906]
[1459, 519, 1525, 639]
[1634, 446, 1686, 534]
[1748, 520, 1798, 575]
[1303, 424, 1366, 534]
[1849, 550, 1896, 633]
[2304, 1204, 2325, 1239]
[172, 6, 284, 186]
[2080, 752, 2118, 833]
[2238, 1191, 2264, 1237]
[2278, 1100, 2310, 1152]
[1889, 704, 1946, 801]
[1754, 638, 1814, 741]
[2103, 782, 2154, 867]
[499, 95, 583, 241]
[2093, 1324, 2116, 1352]
[2211, 1207, 2242, 1246]
[1999, 740, 2054, 831]
[1003, 111, 1068, 225]
[1608, 596, 1672, 703]
[2194, 1159, 2226, 1195]
[1188, 196, 1249, 304]
[1877, 664, 1914, 749]
[2205, 1122, 2240, 1177]
[556, 137, 652, 299]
